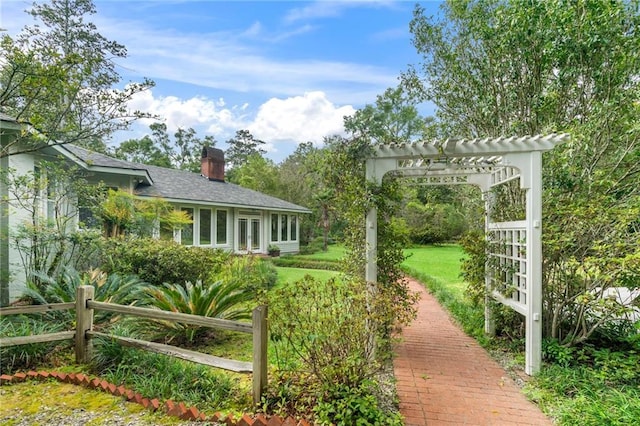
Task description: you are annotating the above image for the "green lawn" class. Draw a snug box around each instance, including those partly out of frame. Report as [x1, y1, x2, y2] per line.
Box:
[294, 244, 346, 261]
[402, 244, 467, 295]
[275, 266, 340, 286]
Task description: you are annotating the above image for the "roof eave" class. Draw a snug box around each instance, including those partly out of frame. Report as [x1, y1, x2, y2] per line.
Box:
[135, 194, 311, 214]
[50, 144, 154, 185]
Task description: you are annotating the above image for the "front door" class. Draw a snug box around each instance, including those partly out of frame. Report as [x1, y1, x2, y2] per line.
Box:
[237, 215, 261, 253]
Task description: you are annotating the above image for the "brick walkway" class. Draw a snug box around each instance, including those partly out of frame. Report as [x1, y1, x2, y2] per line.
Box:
[393, 278, 553, 426]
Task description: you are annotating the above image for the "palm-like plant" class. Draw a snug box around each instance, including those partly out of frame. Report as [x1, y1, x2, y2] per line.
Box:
[22, 267, 145, 324]
[139, 280, 254, 344]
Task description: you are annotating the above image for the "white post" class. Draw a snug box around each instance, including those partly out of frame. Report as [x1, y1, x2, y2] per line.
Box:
[365, 207, 377, 285]
[483, 191, 496, 336]
[525, 151, 543, 375]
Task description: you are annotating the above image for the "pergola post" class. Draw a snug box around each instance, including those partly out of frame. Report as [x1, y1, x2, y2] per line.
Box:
[365, 207, 377, 284]
[525, 151, 543, 375]
[483, 190, 496, 336]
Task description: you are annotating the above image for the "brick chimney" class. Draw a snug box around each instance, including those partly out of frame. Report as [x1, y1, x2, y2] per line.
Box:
[201, 147, 225, 182]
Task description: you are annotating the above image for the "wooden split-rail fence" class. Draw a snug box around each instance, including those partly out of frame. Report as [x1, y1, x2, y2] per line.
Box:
[0, 286, 268, 404]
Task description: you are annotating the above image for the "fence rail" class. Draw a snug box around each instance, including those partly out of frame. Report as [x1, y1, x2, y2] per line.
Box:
[0, 286, 268, 404]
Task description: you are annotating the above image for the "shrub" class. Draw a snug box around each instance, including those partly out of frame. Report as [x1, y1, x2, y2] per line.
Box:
[314, 381, 404, 426]
[214, 255, 277, 298]
[269, 276, 376, 389]
[0, 316, 69, 374]
[101, 237, 229, 286]
[21, 267, 145, 325]
[137, 280, 254, 344]
[402, 201, 466, 244]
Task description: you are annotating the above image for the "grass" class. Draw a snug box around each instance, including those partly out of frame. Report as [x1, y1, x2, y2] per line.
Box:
[402, 244, 467, 296]
[295, 244, 346, 261]
[275, 266, 340, 286]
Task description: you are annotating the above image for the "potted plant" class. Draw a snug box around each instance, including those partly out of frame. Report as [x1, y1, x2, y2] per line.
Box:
[267, 244, 281, 257]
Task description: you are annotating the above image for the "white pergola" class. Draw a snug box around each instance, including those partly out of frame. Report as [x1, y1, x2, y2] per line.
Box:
[365, 134, 569, 375]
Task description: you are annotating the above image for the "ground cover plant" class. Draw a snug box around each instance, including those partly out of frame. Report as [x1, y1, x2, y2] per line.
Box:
[0, 380, 190, 425]
[402, 244, 640, 426]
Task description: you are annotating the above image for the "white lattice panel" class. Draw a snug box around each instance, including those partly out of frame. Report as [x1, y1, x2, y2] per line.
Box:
[487, 221, 528, 314]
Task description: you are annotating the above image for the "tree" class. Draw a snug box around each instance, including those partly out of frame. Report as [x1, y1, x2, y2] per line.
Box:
[228, 153, 279, 193]
[112, 122, 215, 172]
[224, 130, 266, 178]
[0, 0, 154, 157]
[111, 135, 172, 168]
[405, 0, 640, 345]
[344, 86, 432, 144]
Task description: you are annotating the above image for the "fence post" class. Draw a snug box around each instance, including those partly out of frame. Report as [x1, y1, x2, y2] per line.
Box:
[252, 305, 268, 405]
[75, 285, 95, 364]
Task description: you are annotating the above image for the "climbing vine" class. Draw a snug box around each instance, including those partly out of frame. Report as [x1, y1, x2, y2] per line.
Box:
[323, 136, 418, 345]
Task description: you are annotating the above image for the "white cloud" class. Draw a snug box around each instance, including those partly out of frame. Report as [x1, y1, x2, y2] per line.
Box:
[124, 90, 357, 158]
[284, 0, 398, 24]
[127, 89, 248, 137]
[249, 91, 356, 146]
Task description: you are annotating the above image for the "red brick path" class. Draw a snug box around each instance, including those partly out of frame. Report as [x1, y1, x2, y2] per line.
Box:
[393, 278, 553, 426]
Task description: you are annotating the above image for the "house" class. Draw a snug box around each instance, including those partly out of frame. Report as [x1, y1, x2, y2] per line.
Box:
[1, 114, 310, 305]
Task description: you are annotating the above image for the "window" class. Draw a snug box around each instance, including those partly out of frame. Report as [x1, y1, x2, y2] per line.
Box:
[33, 165, 56, 224]
[216, 209, 227, 245]
[199, 209, 212, 245]
[46, 173, 56, 223]
[181, 207, 194, 245]
[271, 214, 278, 242]
[290, 215, 297, 241]
[280, 214, 288, 241]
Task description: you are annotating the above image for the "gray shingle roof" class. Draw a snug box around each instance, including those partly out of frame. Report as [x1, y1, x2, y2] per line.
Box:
[64, 144, 150, 171]
[63, 144, 311, 213]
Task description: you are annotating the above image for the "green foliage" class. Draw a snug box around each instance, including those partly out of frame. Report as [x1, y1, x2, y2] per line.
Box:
[22, 267, 145, 325]
[459, 230, 486, 306]
[0, 316, 68, 374]
[274, 267, 340, 287]
[101, 237, 228, 287]
[214, 255, 277, 298]
[92, 324, 250, 412]
[138, 280, 253, 344]
[225, 130, 267, 175]
[402, 201, 466, 244]
[322, 136, 418, 333]
[269, 276, 375, 388]
[528, 359, 640, 426]
[344, 85, 430, 145]
[271, 257, 340, 271]
[314, 381, 404, 426]
[112, 122, 216, 172]
[267, 275, 405, 421]
[542, 339, 575, 367]
[97, 190, 192, 238]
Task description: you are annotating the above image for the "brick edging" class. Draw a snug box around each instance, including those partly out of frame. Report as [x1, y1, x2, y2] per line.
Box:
[0, 371, 311, 425]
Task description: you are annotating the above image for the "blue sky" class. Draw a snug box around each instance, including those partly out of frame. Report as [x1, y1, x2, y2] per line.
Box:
[1, 1, 440, 162]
